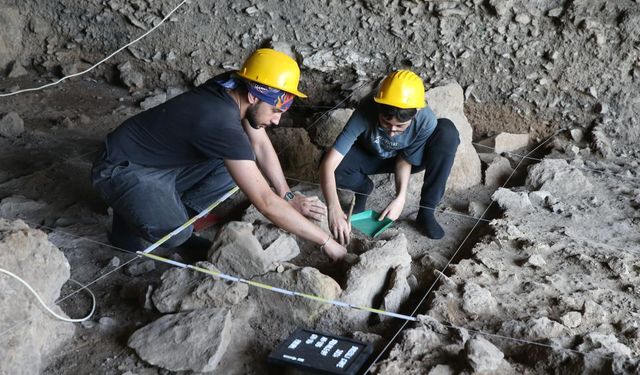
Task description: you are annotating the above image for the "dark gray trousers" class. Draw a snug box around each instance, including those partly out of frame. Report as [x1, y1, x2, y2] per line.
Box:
[91, 156, 234, 248]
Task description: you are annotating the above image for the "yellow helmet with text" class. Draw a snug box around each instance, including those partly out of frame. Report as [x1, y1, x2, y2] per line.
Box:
[236, 48, 307, 98]
[374, 70, 426, 109]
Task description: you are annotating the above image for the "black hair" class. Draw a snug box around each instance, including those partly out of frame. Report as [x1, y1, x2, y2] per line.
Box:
[377, 103, 417, 122]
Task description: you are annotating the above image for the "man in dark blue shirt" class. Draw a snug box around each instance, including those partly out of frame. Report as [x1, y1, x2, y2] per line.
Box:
[92, 49, 347, 261]
[320, 70, 459, 242]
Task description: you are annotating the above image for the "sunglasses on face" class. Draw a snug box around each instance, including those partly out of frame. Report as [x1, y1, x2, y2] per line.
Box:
[377, 104, 417, 122]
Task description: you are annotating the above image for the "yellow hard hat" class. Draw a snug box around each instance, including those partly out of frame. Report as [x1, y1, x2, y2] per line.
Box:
[236, 48, 307, 98]
[373, 70, 426, 109]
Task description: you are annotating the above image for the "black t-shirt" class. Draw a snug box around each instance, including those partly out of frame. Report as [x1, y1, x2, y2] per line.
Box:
[104, 74, 255, 168]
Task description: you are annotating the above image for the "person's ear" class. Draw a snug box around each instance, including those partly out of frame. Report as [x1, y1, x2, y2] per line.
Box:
[247, 92, 259, 105]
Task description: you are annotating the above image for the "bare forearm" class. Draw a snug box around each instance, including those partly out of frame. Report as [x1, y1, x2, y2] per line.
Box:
[254, 142, 290, 197]
[320, 163, 341, 210]
[260, 195, 329, 244]
[394, 157, 412, 200]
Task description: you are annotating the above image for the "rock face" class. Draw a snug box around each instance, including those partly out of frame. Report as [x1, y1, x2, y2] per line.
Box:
[526, 159, 592, 196]
[128, 307, 233, 373]
[0, 219, 75, 375]
[268, 127, 323, 182]
[208, 221, 300, 278]
[423, 82, 481, 192]
[465, 336, 505, 373]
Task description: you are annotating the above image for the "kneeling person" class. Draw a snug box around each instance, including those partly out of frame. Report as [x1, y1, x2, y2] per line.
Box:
[320, 70, 460, 244]
[92, 49, 346, 261]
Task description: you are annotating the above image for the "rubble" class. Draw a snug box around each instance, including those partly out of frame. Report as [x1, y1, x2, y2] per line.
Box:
[0, 112, 25, 138]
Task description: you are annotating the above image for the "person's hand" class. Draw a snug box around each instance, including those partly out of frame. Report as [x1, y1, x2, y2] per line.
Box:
[288, 193, 327, 221]
[379, 197, 405, 221]
[328, 205, 351, 245]
[321, 237, 347, 261]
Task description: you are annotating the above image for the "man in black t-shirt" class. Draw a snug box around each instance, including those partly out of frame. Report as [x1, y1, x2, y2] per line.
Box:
[92, 49, 347, 261]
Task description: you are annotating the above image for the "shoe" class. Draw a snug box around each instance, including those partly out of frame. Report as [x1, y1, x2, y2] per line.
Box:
[177, 234, 213, 263]
[416, 208, 445, 239]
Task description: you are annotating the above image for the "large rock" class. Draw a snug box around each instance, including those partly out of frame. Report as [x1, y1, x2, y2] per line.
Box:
[461, 282, 498, 317]
[477, 132, 529, 154]
[309, 108, 354, 148]
[253, 266, 341, 326]
[526, 159, 592, 197]
[0, 219, 75, 375]
[465, 336, 505, 373]
[484, 155, 514, 187]
[268, 127, 323, 182]
[0, 8, 22, 71]
[334, 233, 412, 330]
[128, 307, 233, 372]
[422, 82, 481, 192]
[0, 112, 25, 138]
[152, 261, 248, 313]
[208, 222, 300, 278]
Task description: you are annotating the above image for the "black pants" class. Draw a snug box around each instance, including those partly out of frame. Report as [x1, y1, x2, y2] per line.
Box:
[334, 118, 460, 212]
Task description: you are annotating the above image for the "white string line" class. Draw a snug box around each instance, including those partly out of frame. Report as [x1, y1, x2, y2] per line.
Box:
[0, 0, 188, 97]
[0, 269, 96, 322]
[365, 129, 564, 373]
[284, 176, 492, 223]
[472, 142, 640, 182]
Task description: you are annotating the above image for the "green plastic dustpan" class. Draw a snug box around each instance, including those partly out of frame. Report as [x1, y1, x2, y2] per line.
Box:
[350, 210, 394, 237]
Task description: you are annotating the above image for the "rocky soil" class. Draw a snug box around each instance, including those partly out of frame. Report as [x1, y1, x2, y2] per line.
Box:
[0, 0, 639, 374]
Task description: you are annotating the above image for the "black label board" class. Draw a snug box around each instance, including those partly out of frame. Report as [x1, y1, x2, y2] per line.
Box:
[268, 328, 373, 375]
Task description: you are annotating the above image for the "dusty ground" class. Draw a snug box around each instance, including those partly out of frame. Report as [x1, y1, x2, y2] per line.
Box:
[1, 0, 640, 374]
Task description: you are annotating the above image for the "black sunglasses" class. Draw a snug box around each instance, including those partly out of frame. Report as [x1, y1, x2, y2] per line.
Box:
[377, 104, 417, 122]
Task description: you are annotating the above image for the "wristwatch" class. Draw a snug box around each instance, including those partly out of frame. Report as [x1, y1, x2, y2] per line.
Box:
[283, 191, 295, 201]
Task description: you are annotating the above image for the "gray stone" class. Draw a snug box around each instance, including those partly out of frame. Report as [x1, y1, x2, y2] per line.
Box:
[423, 82, 481, 192]
[577, 332, 632, 357]
[488, 0, 513, 16]
[0, 8, 23, 70]
[309, 108, 354, 148]
[379, 265, 411, 321]
[561, 311, 582, 328]
[526, 254, 546, 267]
[253, 266, 341, 326]
[0, 112, 25, 138]
[0, 196, 47, 219]
[118, 61, 144, 90]
[570, 128, 584, 142]
[528, 190, 551, 207]
[492, 188, 533, 213]
[524, 317, 565, 340]
[526, 159, 593, 197]
[337, 234, 411, 329]
[465, 336, 505, 372]
[583, 300, 608, 325]
[548, 7, 563, 18]
[468, 201, 488, 218]
[478, 132, 529, 154]
[208, 222, 299, 278]
[0, 219, 75, 375]
[139, 93, 167, 110]
[7, 61, 27, 78]
[428, 364, 456, 375]
[152, 262, 248, 313]
[515, 13, 531, 25]
[462, 282, 497, 316]
[484, 155, 514, 187]
[128, 308, 233, 372]
[125, 259, 156, 276]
